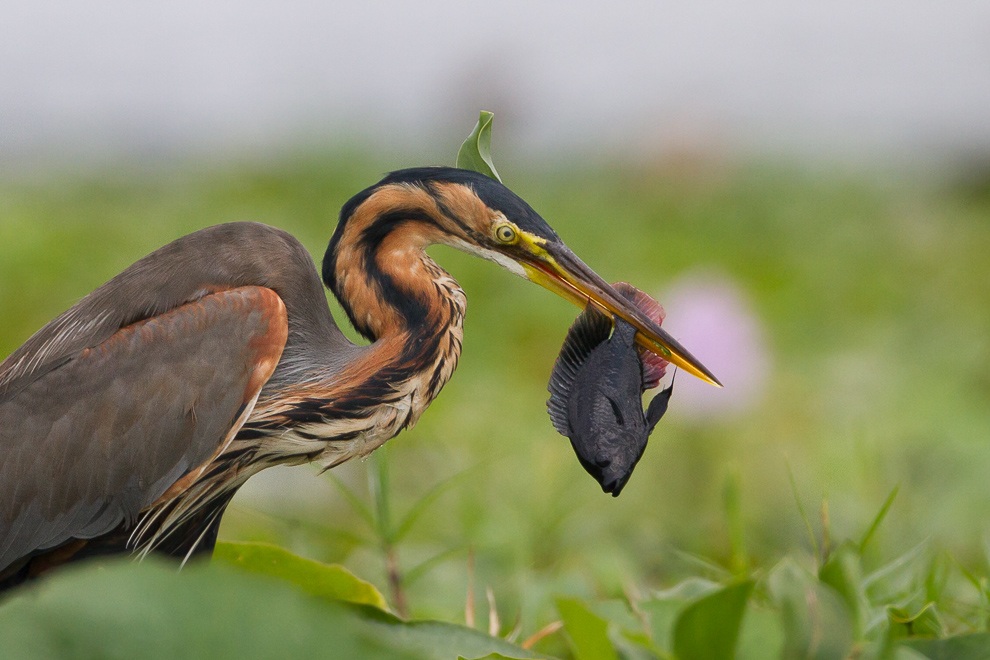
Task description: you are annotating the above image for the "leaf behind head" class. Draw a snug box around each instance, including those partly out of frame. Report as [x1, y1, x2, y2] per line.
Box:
[457, 111, 502, 183]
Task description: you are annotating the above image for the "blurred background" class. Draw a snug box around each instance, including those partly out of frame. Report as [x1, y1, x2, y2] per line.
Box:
[2, 0, 989, 642]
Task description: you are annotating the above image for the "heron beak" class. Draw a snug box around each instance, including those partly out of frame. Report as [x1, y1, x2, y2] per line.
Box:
[519, 240, 723, 387]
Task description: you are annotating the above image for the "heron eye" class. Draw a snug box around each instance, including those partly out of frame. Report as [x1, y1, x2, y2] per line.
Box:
[495, 224, 517, 244]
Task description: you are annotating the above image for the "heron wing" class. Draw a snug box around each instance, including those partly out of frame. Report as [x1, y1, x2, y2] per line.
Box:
[0, 286, 287, 572]
[0, 222, 352, 404]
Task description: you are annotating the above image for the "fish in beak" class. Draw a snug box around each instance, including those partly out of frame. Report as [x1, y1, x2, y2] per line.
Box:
[547, 283, 675, 496]
[519, 239, 721, 387]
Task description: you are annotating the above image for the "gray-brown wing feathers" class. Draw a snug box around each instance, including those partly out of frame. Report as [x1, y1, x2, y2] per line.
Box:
[0, 222, 348, 403]
[0, 286, 288, 572]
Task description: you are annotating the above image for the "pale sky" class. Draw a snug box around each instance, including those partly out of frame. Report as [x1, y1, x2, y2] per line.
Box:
[2, 0, 988, 160]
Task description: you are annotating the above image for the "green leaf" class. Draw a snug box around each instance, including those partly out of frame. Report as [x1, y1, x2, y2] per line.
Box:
[947, 554, 990, 632]
[769, 559, 855, 660]
[456, 111, 502, 183]
[860, 485, 900, 555]
[641, 578, 722, 653]
[0, 558, 555, 660]
[214, 541, 389, 610]
[357, 608, 555, 660]
[556, 597, 619, 660]
[653, 577, 723, 601]
[589, 599, 650, 637]
[863, 541, 932, 608]
[736, 605, 786, 660]
[669, 549, 734, 581]
[819, 542, 866, 637]
[0, 557, 416, 660]
[641, 597, 686, 654]
[894, 648, 935, 660]
[460, 655, 531, 660]
[609, 630, 662, 660]
[902, 633, 990, 659]
[924, 552, 951, 606]
[673, 580, 754, 660]
[887, 603, 945, 639]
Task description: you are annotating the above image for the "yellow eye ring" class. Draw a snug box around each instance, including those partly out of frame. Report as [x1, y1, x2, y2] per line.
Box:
[495, 224, 517, 244]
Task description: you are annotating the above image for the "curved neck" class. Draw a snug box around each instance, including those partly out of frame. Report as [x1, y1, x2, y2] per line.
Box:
[322, 204, 467, 391]
[324, 184, 464, 344]
[331, 237, 440, 342]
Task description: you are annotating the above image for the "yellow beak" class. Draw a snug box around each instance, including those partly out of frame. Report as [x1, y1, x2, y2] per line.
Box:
[522, 241, 722, 387]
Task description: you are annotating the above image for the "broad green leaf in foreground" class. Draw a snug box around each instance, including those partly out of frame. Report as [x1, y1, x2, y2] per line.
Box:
[0, 558, 554, 660]
[358, 607, 554, 660]
[641, 577, 721, 652]
[609, 631, 662, 660]
[556, 597, 619, 660]
[585, 600, 655, 660]
[0, 557, 412, 660]
[673, 580, 754, 660]
[214, 541, 389, 610]
[735, 606, 786, 660]
[456, 111, 502, 183]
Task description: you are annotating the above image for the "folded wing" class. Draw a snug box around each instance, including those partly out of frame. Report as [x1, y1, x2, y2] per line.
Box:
[0, 286, 287, 573]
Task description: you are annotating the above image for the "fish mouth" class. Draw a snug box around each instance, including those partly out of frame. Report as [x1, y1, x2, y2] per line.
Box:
[573, 449, 634, 497]
[521, 241, 722, 387]
[601, 472, 632, 497]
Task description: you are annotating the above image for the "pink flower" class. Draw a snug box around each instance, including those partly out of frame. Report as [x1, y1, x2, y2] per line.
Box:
[657, 271, 770, 420]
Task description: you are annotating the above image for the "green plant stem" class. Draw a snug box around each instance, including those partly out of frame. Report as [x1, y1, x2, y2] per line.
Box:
[386, 544, 408, 619]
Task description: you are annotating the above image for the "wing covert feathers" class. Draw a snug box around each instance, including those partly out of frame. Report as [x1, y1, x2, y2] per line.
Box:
[546, 304, 612, 437]
[0, 286, 287, 573]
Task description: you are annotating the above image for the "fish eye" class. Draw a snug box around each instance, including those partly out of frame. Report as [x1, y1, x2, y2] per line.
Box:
[494, 223, 517, 244]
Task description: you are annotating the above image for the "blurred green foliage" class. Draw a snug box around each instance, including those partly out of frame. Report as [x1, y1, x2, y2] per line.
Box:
[1, 152, 989, 657]
[0, 549, 548, 660]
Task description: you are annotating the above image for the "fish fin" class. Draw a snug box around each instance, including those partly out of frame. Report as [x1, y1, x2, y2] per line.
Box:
[547, 304, 613, 437]
[645, 375, 675, 434]
[613, 282, 668, 389]
[613, 282, 666, 325]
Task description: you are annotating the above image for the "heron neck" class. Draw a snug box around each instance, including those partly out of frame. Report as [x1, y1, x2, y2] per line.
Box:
[245, 237, 465, 452]
[327, 217, 464, 342]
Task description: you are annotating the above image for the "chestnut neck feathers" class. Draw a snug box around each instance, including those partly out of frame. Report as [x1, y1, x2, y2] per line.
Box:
[256, 179, 483, 432]
[325, 183, 461, 343]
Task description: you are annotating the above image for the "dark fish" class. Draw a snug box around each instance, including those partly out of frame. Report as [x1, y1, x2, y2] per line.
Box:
[547, 284, 673, 496]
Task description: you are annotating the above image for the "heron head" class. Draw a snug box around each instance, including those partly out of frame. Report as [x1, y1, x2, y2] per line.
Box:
[331, 167, 720, 386]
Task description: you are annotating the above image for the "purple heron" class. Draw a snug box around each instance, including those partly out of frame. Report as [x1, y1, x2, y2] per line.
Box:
[0, 167, 719, 590]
